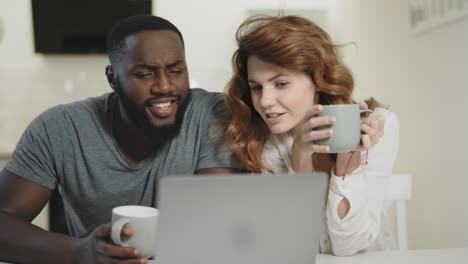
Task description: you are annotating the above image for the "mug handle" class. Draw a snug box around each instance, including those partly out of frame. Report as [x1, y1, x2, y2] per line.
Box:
[360, 109, 373, 118]
[111, 217, 131, 247]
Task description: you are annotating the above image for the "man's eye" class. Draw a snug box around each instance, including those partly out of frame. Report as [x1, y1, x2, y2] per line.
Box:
[169, 69, 183, 75]
[134, 72, 152, 78]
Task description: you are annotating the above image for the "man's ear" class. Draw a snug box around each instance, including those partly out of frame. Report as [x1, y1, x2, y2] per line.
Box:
[105, 65, 116, 92]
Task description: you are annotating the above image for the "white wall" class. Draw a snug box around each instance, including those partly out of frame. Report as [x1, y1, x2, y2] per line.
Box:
[155, 0, 329, 92]
[407, 13, 468, 249]
[330, 0, 468, 249]
[0, 0, 110, 153]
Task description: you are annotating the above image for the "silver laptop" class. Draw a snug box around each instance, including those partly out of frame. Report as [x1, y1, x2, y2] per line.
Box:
[155, 173, 328, 264]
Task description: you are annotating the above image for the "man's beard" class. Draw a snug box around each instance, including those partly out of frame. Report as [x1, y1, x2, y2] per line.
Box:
[115, 82, 190, 146]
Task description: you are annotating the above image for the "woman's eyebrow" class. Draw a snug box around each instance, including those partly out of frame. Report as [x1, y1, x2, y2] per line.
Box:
[248, 73, 288, 83]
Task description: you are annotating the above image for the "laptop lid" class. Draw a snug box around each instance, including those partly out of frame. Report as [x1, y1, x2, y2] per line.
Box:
[155, 173, 328, 264]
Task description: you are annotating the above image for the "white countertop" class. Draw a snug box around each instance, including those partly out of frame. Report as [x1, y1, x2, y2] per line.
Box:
[2, 247, 467, 264]
[315, 247, 468, 264]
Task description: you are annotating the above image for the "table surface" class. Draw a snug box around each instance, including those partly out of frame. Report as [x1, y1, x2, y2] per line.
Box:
[2, 247, 467, 264]
[315, 247, 468, 264]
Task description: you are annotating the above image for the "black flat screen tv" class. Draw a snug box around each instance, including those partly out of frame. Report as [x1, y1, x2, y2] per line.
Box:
[31, 0, 152, 54]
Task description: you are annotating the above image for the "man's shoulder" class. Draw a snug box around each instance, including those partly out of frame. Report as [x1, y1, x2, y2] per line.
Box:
[189, 88, 224, 106]
[37, 93, 113, 124]
[62, 93, 113, 113]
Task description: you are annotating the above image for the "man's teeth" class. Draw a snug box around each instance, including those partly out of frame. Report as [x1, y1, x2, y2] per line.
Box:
[153, 102, 172, 108]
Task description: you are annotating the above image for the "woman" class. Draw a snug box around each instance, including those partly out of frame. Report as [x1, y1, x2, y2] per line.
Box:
[225, 15, 399, 256]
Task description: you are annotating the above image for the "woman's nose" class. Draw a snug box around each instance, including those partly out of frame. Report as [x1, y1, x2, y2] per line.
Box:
[260, 88, 276, 108]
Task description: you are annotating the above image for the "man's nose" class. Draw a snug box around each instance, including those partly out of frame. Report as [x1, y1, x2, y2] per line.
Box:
[151, 73, 174, 95]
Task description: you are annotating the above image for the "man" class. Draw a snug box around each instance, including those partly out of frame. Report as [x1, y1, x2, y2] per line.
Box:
[0, 15, 239, 264]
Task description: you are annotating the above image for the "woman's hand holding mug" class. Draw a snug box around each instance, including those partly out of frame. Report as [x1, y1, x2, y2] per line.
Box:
[291, 102, 385, 174]
[357, 101, 385, 151]
[291, 104, 335, 172]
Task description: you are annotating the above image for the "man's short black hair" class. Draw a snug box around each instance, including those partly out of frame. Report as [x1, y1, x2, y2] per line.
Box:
[107, 15, 184, 65]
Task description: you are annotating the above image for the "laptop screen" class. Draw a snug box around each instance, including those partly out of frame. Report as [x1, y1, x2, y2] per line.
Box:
[155, 173, 328, 264]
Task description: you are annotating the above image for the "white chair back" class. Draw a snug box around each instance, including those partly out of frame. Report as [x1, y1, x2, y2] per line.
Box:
[385, 174, 412, 250]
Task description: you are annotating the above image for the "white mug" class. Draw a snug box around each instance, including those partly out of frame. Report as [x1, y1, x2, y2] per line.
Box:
[111, 205, 159, 258]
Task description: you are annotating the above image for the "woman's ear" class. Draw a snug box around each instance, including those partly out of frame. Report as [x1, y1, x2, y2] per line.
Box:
[105, 65, 116, 91]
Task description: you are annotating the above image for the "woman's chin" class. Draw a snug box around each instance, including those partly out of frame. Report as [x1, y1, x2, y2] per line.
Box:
[268, 125, 291, 134]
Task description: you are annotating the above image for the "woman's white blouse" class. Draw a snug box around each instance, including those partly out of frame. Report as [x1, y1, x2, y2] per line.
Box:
[261, 108, 400, 256]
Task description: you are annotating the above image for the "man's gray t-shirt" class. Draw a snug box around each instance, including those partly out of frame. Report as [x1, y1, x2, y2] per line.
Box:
[5, 88, 238, 236]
